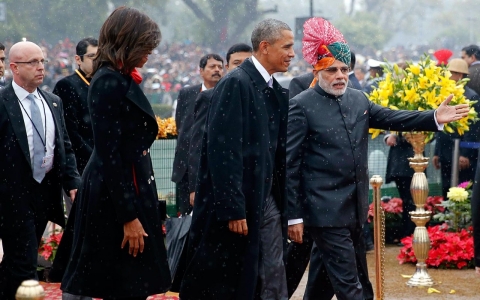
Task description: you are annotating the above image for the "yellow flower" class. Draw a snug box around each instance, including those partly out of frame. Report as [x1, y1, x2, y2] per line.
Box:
[447, 187, 469, 202]
[407, 65, 420, 75]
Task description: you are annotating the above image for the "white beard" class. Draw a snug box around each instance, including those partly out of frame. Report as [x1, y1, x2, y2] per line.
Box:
[318, 76, 347, 96]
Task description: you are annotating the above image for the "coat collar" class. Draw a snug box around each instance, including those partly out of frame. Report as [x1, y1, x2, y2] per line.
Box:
[125, 77, 156, 122]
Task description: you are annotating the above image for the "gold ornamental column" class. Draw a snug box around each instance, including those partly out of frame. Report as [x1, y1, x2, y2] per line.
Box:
[370, 175, 385, 300]
[404, 132, 434, 287]
[15, 280, 45, 300]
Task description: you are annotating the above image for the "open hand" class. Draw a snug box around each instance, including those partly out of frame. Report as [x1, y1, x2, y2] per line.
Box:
[435, 95, 470, 124]
[121, 218, 148, 257]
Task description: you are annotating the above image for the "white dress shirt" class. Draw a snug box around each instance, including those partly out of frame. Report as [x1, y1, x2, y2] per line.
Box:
[251, 56, 273, 85]
[13, 81, 56, 172]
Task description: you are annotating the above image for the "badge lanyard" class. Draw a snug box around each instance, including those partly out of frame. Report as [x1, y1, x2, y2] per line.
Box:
[75, 69, 90, 86]
[18, 95, 47, 153]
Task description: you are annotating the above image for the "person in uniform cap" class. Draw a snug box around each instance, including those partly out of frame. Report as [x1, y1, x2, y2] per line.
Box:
[434, 58, 480, 198]
[286, 17, 470, 300]
[363, 58, 385, 94]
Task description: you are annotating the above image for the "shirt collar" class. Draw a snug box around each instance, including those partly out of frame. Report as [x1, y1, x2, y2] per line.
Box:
[201, 83, 208, 91]
[471, 61, 480, 66]
[12, 80, 41, 101]
[251, 55, 272, 84]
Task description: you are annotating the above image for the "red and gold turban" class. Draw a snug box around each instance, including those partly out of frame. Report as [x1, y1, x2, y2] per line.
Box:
[302, 18, 351, 87]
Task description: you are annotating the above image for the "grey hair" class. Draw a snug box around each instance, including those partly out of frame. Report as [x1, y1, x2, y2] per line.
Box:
[251, 19, 291, 51]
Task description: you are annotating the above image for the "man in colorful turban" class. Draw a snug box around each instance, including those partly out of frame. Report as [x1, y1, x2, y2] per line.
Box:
[286, 17, 470, 300]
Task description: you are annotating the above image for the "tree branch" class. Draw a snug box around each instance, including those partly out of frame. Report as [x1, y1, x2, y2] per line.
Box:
[182, 0, 214, 27]
[228, 0, 259, 44]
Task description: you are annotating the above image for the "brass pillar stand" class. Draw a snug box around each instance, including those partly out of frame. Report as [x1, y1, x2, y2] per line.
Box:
[370, 175, 385, 300]
[404, 132, 434, 287]
[15, 279, 45, 299]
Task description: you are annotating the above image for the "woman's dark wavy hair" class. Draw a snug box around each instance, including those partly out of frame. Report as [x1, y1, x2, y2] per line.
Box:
[92, 6, 161, 75]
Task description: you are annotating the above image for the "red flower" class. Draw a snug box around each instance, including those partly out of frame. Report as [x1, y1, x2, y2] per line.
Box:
[397, 225, 474, 269]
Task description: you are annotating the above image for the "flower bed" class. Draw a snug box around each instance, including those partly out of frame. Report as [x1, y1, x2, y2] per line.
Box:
[397, 224, 474, 269]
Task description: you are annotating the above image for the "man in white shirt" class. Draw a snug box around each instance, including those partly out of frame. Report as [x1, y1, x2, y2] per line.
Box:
[0, 41, 80, 299]
[180, 19, 294, 300]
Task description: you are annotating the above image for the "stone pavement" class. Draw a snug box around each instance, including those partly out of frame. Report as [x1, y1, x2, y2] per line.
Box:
[290, 245, 479, 299]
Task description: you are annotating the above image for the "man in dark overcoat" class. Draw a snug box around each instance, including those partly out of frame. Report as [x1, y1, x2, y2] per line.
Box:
[52, 37, 97, 175]
[188, 43, 252, 207]
[180, 19, 294, 300]
[171, 53, 223, 214]
[287, 17, 470, 300]
[0, 41, 81, 299]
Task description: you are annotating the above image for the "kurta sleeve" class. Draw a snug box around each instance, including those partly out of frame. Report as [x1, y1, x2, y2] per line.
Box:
[286, 97, 308, 220]
[207, 77, 246, 222]
[89, 73, 138, 224]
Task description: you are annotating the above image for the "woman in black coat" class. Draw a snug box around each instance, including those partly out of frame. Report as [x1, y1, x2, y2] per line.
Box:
[61, 7, 171, 299]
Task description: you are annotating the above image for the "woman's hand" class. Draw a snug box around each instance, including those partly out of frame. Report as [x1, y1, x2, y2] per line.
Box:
[121, 218, 148, 257]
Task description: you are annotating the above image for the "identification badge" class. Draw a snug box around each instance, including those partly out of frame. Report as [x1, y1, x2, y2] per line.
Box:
[41, 154, 54, 170]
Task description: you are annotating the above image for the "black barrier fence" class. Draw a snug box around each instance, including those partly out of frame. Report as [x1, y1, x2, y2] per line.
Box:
[151, 135, 468, 217]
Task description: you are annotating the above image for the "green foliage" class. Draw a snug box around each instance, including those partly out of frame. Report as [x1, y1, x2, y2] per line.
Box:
[335, 12, 389, 52]
[0, 0, 168, 45]
[151, 103, 173, 119]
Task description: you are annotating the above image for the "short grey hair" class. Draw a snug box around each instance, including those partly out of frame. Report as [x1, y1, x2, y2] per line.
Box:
[251, 19, 291, 52]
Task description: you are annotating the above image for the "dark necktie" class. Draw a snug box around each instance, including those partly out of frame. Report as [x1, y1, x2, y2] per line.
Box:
[27, 93, 46, 183]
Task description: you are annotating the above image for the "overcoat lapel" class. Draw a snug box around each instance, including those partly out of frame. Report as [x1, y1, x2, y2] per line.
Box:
[125, 79, 156, 123]
[2, 84, 31, 167]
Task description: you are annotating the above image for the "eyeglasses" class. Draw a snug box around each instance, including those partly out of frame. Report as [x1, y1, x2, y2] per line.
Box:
[14, 59, 48, 67]
[322, 67, 350, 75]
[80, 53, 96, 59]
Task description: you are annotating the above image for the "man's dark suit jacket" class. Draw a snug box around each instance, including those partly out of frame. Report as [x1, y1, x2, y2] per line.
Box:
[287, 85, 438, 227]
[289, 73, 313, 99]
[188, 88, 214, 192]
[468, 63, 480, 96]
[53, 70, 93, 174]
[349, 73, 362, 90]
[171, 84, 202, 183]
[0, 83, 81, 228]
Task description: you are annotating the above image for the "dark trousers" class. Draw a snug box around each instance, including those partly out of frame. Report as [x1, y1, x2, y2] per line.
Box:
[176, 173, 191, 215]
[0, 177, 52, 300]
[395, 177, 416, 239]
[0, 218, 47, 299]
[255, 195, 288, 300]
[304, 225, 374, 300]
[284, 227, 316, 298]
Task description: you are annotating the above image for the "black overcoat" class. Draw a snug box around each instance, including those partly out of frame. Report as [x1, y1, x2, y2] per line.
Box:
[179, 58, 289, 300]
[61, 67, 171, 298]
[0, 83, 80, 227]
[52, 71, 93, 174]
[286, 85, 438, 227]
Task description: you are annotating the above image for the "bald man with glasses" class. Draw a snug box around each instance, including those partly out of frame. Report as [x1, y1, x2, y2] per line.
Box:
[0, 41, 80, 299]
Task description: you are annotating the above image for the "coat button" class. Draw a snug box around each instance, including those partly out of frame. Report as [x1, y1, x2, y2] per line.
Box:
[148, 179, 151, 184]
[148, 148, 150, 153]
[151, 175, 155, 181]
[143, 150, 147, 156]
[144, 122, 147, 126]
